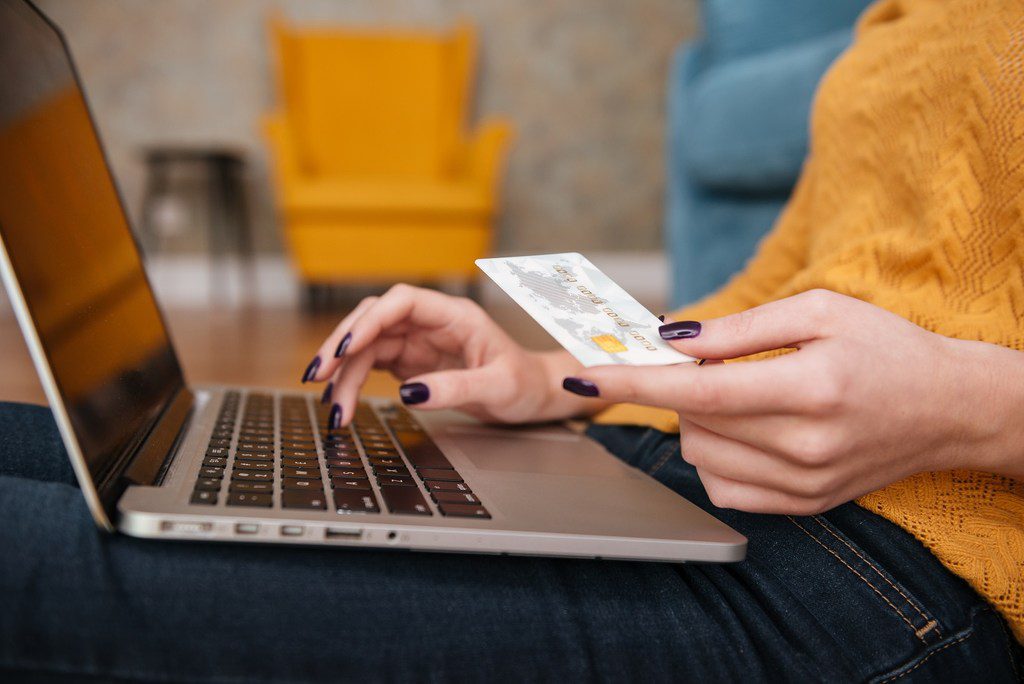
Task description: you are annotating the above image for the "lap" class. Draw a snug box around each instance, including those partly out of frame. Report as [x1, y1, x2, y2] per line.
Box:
[0, 404, 1019, 682]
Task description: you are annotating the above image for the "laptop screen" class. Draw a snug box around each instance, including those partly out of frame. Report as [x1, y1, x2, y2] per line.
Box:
[0, 0, 185, 482]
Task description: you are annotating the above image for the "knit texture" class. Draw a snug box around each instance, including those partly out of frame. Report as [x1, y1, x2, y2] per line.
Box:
[598, 0, 1024, 642]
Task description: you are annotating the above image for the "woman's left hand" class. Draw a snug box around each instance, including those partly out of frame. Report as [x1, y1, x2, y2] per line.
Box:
[563, 289, 1024, 514]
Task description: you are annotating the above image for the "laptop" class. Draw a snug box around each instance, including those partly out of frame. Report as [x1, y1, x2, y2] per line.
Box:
[0, 0, 746, 563]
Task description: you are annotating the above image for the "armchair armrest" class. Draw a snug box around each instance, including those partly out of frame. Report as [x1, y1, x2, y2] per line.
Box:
[460, 118, 514, 193]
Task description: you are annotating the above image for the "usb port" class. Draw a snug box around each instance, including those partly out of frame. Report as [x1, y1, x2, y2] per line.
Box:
[235, 523, 259, 535]
[325, 527, 363, 540]
[280, 525, 304, 537]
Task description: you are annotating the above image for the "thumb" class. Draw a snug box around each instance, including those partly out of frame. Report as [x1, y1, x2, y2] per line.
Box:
[398, 365, 508, 411]
[658, 290, 843, 360]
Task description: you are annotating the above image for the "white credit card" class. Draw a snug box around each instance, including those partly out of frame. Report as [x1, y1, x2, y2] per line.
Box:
[476, 252, 696, 367]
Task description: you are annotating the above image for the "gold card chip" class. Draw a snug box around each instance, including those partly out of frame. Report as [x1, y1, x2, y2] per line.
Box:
[591, 334, 627, 353]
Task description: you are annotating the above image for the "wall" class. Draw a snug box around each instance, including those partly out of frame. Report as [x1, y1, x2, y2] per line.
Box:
[35, 0, 697, 255]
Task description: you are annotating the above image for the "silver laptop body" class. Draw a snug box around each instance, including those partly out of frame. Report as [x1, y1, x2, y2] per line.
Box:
[0, 0, 746, 563]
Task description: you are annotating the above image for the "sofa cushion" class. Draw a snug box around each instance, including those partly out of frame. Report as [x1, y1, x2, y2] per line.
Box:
[675, 28, 852, 193]
[700, 0, 872, 64]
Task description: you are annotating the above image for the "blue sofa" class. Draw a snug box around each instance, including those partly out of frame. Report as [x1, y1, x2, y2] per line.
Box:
[666, 0, 875, 306]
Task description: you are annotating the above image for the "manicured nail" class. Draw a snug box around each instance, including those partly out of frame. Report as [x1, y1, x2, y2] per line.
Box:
[659, 321, 701, 340]
[334, 332, 352, 358]
[562, 377, 599, 397]
[328, 403, 342, 430]
[657, 314, 665, 322]
[399, 382, 429, 405]
[320, 382, 333, 405]
[301, 356, 321, 383]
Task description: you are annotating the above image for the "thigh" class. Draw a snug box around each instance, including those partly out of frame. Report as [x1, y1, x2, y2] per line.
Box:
[0, 402, 76, 485]
[589, 424, 1024, 683]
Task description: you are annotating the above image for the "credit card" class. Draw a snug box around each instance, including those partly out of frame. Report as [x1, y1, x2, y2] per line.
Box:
[476, 252, 696, 367]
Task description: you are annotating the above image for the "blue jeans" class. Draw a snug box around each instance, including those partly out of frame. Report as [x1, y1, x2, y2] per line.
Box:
[0, 402, 1020, 683]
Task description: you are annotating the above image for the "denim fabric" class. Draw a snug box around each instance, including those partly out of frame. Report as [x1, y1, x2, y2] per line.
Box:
[0, 402, 1020, 683]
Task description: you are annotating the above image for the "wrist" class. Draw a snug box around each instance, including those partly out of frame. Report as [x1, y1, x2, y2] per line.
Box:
[943, 336, 1024, 478]
[534, 350, 609, 420]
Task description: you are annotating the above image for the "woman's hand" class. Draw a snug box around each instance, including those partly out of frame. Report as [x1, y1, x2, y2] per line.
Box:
[303, 284, 601, 427]
[563, 289, 1024, 514]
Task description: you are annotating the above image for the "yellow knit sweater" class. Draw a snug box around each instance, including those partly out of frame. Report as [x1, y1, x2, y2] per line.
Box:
[599, 0, 1024, 643]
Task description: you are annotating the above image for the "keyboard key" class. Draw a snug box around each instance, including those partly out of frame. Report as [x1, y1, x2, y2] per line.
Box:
[432, 491, 481, 505]
[417, 468, 461, 482]
[282, 467, 320, 479]
[281, 449, 317, 459]
[199, 466, 224, 478]
[207, 439, 232, 449]
[325, 458, 362, 468]
[231, 470, 273, 482]
[195, 478, 222, 491]
[379, 486, 431, 515]
[332, 478, 372, 491]
[283, 490, 327, 510]
[364, 446, 399, 456]
[368, 456, 404, 467]
[426, 481, 472, 493]
[334, 490, 380, 514]
[190, 490, 217, 505]
[206, 446, 229, 457]
[372, 465, 410, 478]
[438, 503, 490, 519]
[393, 431, 452, 469]
[227, 492, 273, 507]
[230, 482, 273, 493]
[234, 460, 273, 471]
[202, 456, 227, 467]
[328, 469, 367, 479]
[377, 476, 415, 487]
[237, 443, 272, 452]
[235, 451, 273, 462]
[282, 457, 319, 468]
[282, 478, 323, 491]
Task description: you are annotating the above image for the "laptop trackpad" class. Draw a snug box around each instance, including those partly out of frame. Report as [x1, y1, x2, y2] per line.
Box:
[443, 425, 633, 478]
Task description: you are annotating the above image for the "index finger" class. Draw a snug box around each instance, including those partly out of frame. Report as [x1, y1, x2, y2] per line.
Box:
[567, 353, 812, 416]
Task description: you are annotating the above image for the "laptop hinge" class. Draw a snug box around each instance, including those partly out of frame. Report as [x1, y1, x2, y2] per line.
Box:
[121, 387, 195, 487]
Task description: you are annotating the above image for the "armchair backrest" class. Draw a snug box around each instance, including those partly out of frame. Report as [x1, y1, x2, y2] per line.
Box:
[270, 18, 476, 179]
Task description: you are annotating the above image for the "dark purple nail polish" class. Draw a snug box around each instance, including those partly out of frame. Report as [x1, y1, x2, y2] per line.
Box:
[659, 321, 701, 340]
[562, 377, 599, 398]
[399, 382, 429, 405]
[320, 382, 333, 405]
[301, 356, 321, 383]
[334, 332, 352, 358]
[328, 403, 342, 430]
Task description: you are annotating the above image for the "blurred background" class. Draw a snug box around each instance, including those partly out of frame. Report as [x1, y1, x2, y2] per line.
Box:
[34, 0, 697, 307]
[1, 0, 872, 403]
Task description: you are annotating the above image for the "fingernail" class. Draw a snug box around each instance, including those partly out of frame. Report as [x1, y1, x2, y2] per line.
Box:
[334, 332, 352, 358]
[659, 321, 701, 340]
[399, 382, 430, 405]
[328, 403, 342, 430]
[301, 356, 321, 383]
[562, 377, 599, 397]
[657, 314, 665, 322]
[320, 382, 333, 405]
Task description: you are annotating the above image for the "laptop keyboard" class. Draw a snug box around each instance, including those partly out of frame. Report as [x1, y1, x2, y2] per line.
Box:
[190, 391, 490, 519]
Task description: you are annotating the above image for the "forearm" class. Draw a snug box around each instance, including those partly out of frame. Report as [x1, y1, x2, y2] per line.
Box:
[947, 337, 1024, 479]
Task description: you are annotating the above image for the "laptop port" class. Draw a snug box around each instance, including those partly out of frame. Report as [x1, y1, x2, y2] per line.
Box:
[235, 523, 259, 535]
[325, 527, 363, 540]
[280, 525, 304, 537]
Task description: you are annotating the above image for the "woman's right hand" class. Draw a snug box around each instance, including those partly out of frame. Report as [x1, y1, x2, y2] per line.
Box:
[303, 284, 602, 427]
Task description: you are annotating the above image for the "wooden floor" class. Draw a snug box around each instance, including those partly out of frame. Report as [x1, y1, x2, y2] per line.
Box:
[0, 300, 565, 407]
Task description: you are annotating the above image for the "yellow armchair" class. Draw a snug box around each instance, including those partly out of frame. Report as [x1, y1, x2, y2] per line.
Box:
[263, 18, 513, 290]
